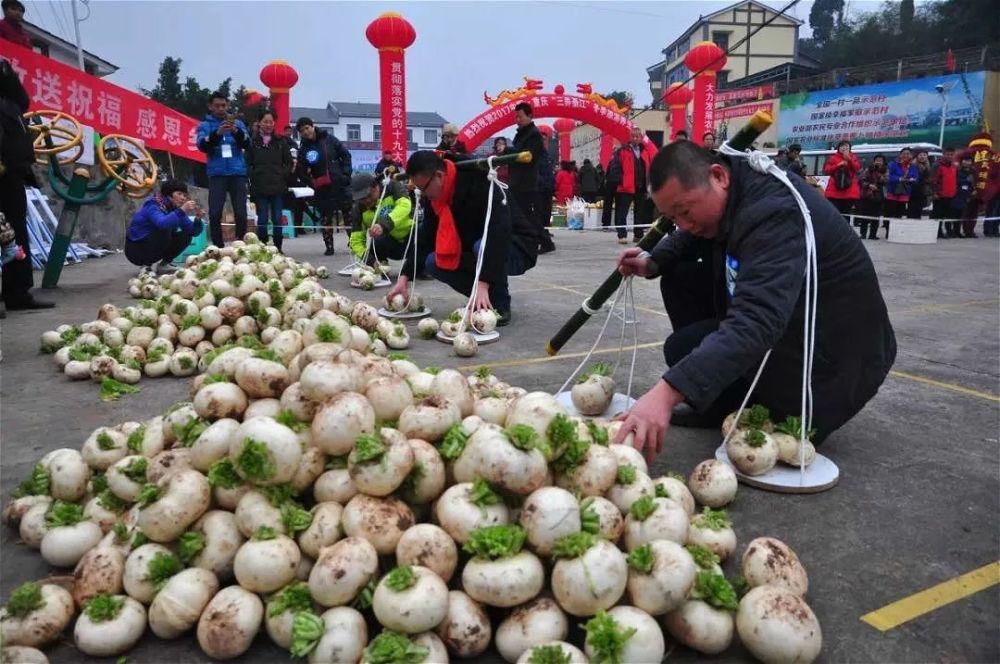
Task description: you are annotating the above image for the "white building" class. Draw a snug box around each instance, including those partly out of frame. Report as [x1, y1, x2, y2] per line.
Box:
[290, 102, 448, 150]
[22, 20, 118, 77]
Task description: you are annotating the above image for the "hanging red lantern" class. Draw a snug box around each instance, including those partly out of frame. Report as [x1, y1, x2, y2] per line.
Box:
[259, 61, 299, 131]
[367, 12, 417, 161]
[663, 82, 693, 140]
[684, 41, 727, 145]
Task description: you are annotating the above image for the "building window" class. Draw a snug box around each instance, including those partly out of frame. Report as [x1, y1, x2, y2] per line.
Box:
[712, 31, 730, 51]
[406, 129, 413, 143]
[424, 129, 438, 145]
[373, 125, 381, 141]
[347, 124, 361, 141]
[717, 71, 729, 88]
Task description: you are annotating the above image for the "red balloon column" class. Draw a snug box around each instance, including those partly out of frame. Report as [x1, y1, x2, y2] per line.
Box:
[553, 118, 575, 162]
[599, 133, 615, 168]
[366, 12, 416, 163]
[259, 61, 298, 132]
[663, 82, 693, 141]
[683, 42, 727, 146]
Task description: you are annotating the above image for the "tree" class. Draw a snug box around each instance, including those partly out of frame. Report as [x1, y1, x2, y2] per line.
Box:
[899, 0, 914, 40]
[605, 90, 634, 110]
[809, 0, 845, 43]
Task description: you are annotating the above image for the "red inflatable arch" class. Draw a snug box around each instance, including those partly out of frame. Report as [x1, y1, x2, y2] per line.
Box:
[459, 92, 636, 153]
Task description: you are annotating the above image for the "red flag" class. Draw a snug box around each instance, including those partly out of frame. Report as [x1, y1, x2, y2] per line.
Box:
[945, 49, 956, 73]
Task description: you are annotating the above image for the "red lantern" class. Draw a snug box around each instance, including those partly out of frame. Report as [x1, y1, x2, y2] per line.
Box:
[553, 118, 575, 162]
[554, 84, 565, 95]
[259, 61, 299, 132]
[684, 41, 727, 145]
[243, 89, 265, 107]
[662, 83, 692, 140]
[367, 12, 416, 162]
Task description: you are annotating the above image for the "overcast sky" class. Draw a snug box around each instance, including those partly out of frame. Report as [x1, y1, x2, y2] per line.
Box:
[26, 0, 887, 124]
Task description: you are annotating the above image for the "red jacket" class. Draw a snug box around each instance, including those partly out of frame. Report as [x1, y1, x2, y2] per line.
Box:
[555, 170, 576, 204]
[617, 142, 656, 195]
[823, 153, 861, 200]
[932, 159, 957, 199]
[0, 19, 32, 48]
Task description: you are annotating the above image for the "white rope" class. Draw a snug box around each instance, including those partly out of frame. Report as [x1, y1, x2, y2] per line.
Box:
[462, 156, 509, 334]
[556, 278, 633, 396]
[398, 187, 421, 309]
[718, 142, 819, 481]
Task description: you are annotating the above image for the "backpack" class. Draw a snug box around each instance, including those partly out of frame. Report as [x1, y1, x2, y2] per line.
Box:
[834, 167, 852, 191]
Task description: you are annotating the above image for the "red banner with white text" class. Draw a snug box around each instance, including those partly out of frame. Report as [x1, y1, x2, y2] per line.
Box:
[0, 40, 205, 162]
[715, 84, 775, 105]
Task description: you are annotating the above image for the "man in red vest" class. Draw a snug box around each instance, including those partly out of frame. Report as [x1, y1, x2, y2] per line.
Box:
[0, 0, 31, 48]
[612, 126, 657, 244]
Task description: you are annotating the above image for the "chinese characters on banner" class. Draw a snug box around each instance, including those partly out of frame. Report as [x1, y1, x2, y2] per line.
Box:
[717, 101, 774, 122]
[702, 78, 717, 136]
[0, 40, 205, 162]
[378, 49, 407, 162]
[716, 84, 775, 104]
[786, 94, 907, 144]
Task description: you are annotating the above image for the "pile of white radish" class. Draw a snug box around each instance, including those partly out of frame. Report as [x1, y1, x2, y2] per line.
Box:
[724, 405, 818, 477]
[4, 293, 824, 664]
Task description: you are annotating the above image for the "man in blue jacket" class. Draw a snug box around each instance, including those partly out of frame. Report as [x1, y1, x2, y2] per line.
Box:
[197, 92, 249, 246]
[125, 180, 204, 274]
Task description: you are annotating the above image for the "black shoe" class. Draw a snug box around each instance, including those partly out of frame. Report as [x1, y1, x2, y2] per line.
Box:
[323, 247, 335, 256]
[497, 309, 512, 327]
[538, 244, 556, 255]
[6, 296, 55, 311]
[670, 402, 723, 429]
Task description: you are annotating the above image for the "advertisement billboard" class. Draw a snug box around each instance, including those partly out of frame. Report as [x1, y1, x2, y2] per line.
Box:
[778, 72, 985, 150]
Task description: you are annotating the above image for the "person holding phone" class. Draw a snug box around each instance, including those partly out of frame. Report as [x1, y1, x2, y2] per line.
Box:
[124, 179, 205, 275]
[196, 92, 249, 246]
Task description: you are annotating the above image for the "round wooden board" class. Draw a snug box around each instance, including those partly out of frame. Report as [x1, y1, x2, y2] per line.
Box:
[714, 443, 840, 494]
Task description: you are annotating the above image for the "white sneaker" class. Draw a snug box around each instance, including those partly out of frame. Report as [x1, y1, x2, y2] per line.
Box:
[155, 261, 178, 275]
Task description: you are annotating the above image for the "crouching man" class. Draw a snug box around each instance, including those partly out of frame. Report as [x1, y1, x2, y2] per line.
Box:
[125, 179, 204, 275]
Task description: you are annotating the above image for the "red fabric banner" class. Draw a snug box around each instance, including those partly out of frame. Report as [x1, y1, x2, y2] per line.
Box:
[717, 100, 774, 121]
[716, 84, 775, 104]
[378, 49, 407, 163]
[691, 74, 718, 145]
[0, 40, 205, 162]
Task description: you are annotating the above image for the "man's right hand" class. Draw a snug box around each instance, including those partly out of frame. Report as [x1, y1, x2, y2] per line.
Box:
[181, 200, 199, 215]
[387, 275, 409, 302]
[217, 122, 233, 136]
[617, 247, 656, 278]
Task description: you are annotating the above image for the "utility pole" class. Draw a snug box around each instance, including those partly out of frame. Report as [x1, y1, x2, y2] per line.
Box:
[70, 0, 84, 71]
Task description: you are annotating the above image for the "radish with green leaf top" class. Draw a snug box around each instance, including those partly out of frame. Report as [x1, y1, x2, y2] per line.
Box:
[81, 428, 128, 471]
[311, 392, 376, 455]
[417, 318, 439, 339]
[265, 582, 314, 649]
[571, 362, 616, 416]
[453, 332, 478, 357]
[395, 524, 459, 584]
[397, 395, 462, 443]
[505, 392, 566, 455]
[122, 543, 177, 604]
[37, 448, 90, 503]
[182, 510, 245, 580]
[662, 571, 738, 654]
[348, 429, 415, 496]
[688, 508, 737, 561]
[593, 606, 664, 663]
[136, 469, 210, 542]
[169, 348, 200, 377]
[455, 424, 548, 495]
[297, 502, 343, 559]
[435, 589, 492, 657]
[741, 536, 809, 596]
[581, 609, 636, 664]
[722, 403, 774, 438]
[518, 486, 582, 556]
[650, 474, 695, 516]
[495, 597, 569, 663]
[2, 495, 50, 530]
[726, 428, 778, 476]
[39, 500, 102, 567]
[188, 419, 240, 472]
[342, 494, 414, 554]
[234, 489, 285, 538]
[688, 460, 738, 508]
[308, 536, 379, 608]
[387, 324, 410, 350]
[362, 630, 433, 664]
[233, 526, 300, 593]
[772, 416, 818, 467]
[607, 443, 648, 475]
[554, 441, 618, 498]
[624, 495, 689, 550]
[196, 585, 264, 659]
[473, 393, 509, 425]
[73, 594, 146, 656]
[580, 495, 623, 542]
[148, 567, 219, 639]
[434, 480, 510, 544]
[0, 582, 75, 648]
[299, 606, 368, 663]
[193, 382, 248, 420]
[516, 641, 587, 664]
[605, 465, 655, 513]
[72, 544, 126, 608]
[229, 417, 303, 486]
[430, 368, 475, 417]
[626, 540, 697, 615]
[372, 565, 449, 633]
[397, 439, 446, 505]
[461, 525, 544, 608]
[736, 586, 822, 663]
[550, 532, 627, 616]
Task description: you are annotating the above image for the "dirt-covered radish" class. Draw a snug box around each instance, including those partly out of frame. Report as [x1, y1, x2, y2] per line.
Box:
[624, 495, 689, 550]
[72, 546, 126, 608]
[519, 486, 583, 557]
[434, 480, 511, 544]
[81, 427, 128, 471]
[234, 356, 290, 399]
[435, 589, 492, 657]
[122, 543, 178, 604]
[454, 424, 547, 495]
[341, 494, 414, 555]
[372, 565, 449, 633]
[233, 526, 301, 593]
[726, 428, 778, 476]
[189, 419, 240, 472]
[107, 455, 149, 503]
[308, 536, 379, 608]
[297, 606, 368, 663]
[505, 392, 567, 455]
[495, 597, 569, 663]
[136, 468, 211, 542]
[196, 585, 264, 660]
[263, 582, 314, 650]
[688, 508, 737, 562]
[741, 536, 809, 596]
[181, 510, 245, 580]
[688, 460, 738, 508]
[397, 439, 446, 505]
[461, 525, 545, 608]
[417, 317, 439, 339]
[348, 428, 414, 496]
[39, 448, 90, 502]
[550, 532, 627, 616]
[311, 392, 376, 456]
[453, 332, 478, 357]
[625, 540, 698, 615]
[736, 585, 822, 663]
[571, 363, 616, 416]
[0, 646, 49, 663]
[581, 496, 624, 542]
[292, 501, 339, 559]
[193, 381, 248, 420]
[39, 501, 103, 568]
[722, 403, 774, 438]
[148, 567, 219, 639]
[516, 641, 588, 664]
[553, 439, 617, 498]
[397, 395, 462, 443]
[312, 465, 357, 505]
[229, 417, 303, 486]
[0, 582, 75, 648]
[662, 571, 739, 654]
[606, 464, 655, 513]
[234, 490, 285, 538]
[586, 606, 664, 664]
[364, 375, 414, 423]
[651, 474, 695, 516]
[395, 524, 459, 583]
[73, 594, 146, 657]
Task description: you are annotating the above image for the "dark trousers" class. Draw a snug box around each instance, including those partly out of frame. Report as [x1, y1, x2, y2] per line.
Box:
[425, 239, 528, 313]
[906, 195, 926, 219]
[932, 198, 959, 237]
[961, 198, 981, 237]
[254, 195, 284, 250]
[614, 192, 651, 240]
[124, 227, 196, 267]
[984, 198, 1000, 236]
[367, 233, 408, 264]
[857, 198, 882, 239]
[581, 191, 598, 203]
[601, 189, 615, 230]
[534, 191, 554, 249]
[884, 199, 908, 238]
[208, 176, 248, 246]
[0, 174, 32, 304]
[830, 198, 855, 219]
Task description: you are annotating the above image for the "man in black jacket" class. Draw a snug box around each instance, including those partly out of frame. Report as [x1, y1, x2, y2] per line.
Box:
[295, 117, 352, 255]
[509, 103, 552, 253]
[388, 151, 538, 326]
[614, 141, 896, 460]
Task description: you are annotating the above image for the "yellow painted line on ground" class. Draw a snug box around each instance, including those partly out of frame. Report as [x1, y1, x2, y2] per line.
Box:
[509, 283, 589, 294]
[889, 370, 1000, 402]
[861, 562, 1000, 632]
[458, 341, 662, 373]
[892, 299, 997, 316]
